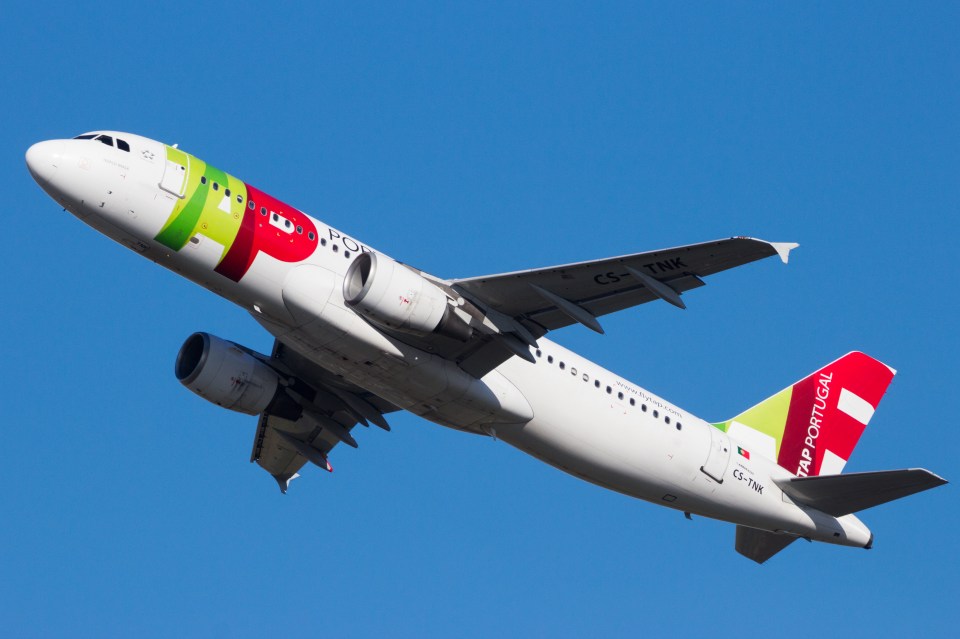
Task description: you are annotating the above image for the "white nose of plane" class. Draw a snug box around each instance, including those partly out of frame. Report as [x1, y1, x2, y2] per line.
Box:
[25, 140, 61, 185]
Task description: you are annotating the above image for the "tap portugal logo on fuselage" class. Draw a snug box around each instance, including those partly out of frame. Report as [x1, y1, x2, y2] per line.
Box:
[154, 146, 318, 282]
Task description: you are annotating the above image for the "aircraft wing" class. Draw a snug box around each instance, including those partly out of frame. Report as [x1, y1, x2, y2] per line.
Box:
[453, 237, 796, 331]
[438, 237, 796, 376]
[250, 339, 399, 492]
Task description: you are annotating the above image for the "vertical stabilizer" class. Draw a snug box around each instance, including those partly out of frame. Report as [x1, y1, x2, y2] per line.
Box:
[714, 352, 896, 477]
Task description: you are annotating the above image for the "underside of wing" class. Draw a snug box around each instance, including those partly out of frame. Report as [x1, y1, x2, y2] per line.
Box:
[436, 237, 796, 376]
[314, 237, 795, 381]
[250, 339, 399, 492]
[452, 237, 796, 333]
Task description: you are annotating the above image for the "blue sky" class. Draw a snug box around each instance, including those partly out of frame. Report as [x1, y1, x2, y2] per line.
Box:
[2, 2, 958, 637]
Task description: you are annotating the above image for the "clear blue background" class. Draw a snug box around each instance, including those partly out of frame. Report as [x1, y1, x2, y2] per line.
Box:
[2, 2, 957, 637]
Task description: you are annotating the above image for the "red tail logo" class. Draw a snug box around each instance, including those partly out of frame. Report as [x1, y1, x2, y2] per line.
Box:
[778, 352, 895, 477]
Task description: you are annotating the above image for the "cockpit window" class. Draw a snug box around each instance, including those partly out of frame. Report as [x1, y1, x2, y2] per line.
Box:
[73, 133, 130, 152]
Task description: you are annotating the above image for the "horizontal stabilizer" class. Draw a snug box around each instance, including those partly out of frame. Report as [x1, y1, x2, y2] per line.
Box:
[735, 526, 798, 564]
[776, 468, 947, 517]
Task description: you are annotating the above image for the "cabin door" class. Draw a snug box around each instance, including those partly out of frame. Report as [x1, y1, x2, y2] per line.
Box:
[701, 426, 731, 483]
[159, 147, 190, 198]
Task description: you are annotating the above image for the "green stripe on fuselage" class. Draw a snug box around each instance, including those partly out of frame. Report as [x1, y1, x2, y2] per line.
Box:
[154, 147, 246, 262]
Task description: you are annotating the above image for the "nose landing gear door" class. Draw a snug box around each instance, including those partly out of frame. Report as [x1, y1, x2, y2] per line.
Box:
[159, 146, 190, 198]
[701, 425, 731, 483]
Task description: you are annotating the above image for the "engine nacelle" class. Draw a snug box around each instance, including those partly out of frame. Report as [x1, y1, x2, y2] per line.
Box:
[175, 333, 280, 415]
[343, 252, 471, 341]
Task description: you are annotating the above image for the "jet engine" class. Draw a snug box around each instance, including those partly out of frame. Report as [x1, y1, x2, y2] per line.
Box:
[175, 332, 281, 415]
[343, 252, 472, 341]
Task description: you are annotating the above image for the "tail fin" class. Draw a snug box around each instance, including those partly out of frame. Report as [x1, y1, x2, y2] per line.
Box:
[714, 352, 896, 477]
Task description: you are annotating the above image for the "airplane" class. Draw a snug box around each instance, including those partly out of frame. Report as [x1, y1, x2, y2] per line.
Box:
[26, 130, 946, 563]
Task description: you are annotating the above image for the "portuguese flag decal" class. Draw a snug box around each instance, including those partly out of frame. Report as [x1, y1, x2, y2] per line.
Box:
[737, 446, 750, 460]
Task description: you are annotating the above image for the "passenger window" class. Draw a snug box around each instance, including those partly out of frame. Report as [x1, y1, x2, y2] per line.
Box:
[248, 200, 255, 210]
[237, 195, 243, 204]
[559, 362, 565, 370]
[201, 176, 207, 185]
[653, 410, 659, 418]
[96, 135, 114, 146]
[618, 392, 624, 400]
[547, 356, 554, 364]
[225, 188, 231, 197]
[213, 182, 219, 191]
[308, 232, 316, 240]
[594, 380, 600, 388]
[629, 398, 635, 406]
[665, 416, 671, 424]
[117, 139, 130, 152]
[269, 212, 295, 234]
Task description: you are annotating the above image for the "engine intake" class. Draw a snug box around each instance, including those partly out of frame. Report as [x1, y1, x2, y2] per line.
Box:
[343, 252, 471, 341]
[175, 333, 280, 415]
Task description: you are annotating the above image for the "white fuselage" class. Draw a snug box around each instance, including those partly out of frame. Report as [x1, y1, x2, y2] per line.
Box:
[26, 132, 872, 548]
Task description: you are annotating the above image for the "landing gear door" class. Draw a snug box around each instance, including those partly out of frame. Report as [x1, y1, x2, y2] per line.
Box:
[159, 147, 190, 198]
[701, 425, 731, 483]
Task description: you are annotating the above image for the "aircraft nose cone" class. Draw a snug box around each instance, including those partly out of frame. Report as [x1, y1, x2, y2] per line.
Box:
[25, 140, 60, 185]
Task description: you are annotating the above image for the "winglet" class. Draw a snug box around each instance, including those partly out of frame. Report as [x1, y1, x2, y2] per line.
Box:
[273, 472, 300, 494]
[770, 241, 799, 264]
